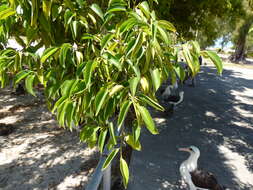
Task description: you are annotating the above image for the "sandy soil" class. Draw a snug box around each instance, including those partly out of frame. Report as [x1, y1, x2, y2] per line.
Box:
[0, 88, 99, 190]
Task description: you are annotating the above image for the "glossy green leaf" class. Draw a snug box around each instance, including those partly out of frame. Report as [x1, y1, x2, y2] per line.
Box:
[31, 0, 39, 27]
[137, 105, 158, 135]
[102, 52, 122, 70]
[25, 74, 36, 96]
[42, 0, 52, 19]
[129, 77, 140, 96]
[139, 93, 164, 111]
[0, 7, 16, 20]
[125, 135, 141, 151]
[120, 157, 129, 188]
[138, 1, 150, 18]
[71, 20, 78, 39]
[157, 25, 169, 45]
[41, 47, 60, 64]
[60, 80, 76, 97]
[131, 32, 143, 58]
[65, 101, 75, 128]
[51, 96, 68, 113]
[174, 65, 186, 82]
[60, 43, 72, 68]
[106, 6, 126, 15]
[95, 87, 109, 116]
[109, 122, 117, 145]
[102, 148, 119, 170]
[98, 128, 108, 153]
[150, 68, 161, 91]
[117, 100, 132, 129]
[119, 18, 139, 34]
[202, 51, 223, 75]
[84, 61, 97, 86]
[14, 70, 32, 85]
[104, 98, 115, 120]
[80, 125, 99, 142]
[101, 33, 114, 50]
[140, 76, 149, 93]
[133, 123, 141, 142]
[157, 20, 176, 32]
[109, 84, 124, 96]
[90, 3, 104, 20]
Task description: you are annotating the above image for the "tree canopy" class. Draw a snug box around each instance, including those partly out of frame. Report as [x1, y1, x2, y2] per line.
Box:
[0, 0, 222, 188]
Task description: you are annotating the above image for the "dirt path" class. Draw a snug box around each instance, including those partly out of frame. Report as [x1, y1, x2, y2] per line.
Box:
[0, 88, 99, 190]
[128, 65, 253, 190]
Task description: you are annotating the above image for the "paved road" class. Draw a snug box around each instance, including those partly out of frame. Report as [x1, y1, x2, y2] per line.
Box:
[128, 65, 253, 190]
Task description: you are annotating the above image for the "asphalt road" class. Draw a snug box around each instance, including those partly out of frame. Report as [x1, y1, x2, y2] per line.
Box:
[128, 65, 253, 190]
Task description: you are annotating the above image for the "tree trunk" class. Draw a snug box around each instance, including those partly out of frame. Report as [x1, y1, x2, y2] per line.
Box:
[111, 110, 135, 190]
[230, 16, 253, 63]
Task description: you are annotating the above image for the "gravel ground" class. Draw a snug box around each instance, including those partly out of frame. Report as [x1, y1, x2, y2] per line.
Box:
[0, 88, 99, 190]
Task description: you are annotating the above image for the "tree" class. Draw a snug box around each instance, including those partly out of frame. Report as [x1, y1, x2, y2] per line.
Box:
[155, 0, 243, 47]
[0, 0, 222, 188]
[228, 0, 253, 62]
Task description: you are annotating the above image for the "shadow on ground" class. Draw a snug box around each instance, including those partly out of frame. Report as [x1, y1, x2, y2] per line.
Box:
[128, 66, 253, 190]
[0, 88, 99, 190]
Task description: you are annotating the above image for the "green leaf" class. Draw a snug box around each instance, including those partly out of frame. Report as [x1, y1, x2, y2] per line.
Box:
[137, 105, 158, 135]
[71, 20, 78, 39]
[52, 96, 68, 113]
[65, 101, 75, 128]
[140, 76, 149, 93]
[117, 100, 132, 129]
[109, 122, 117, 145]
[106, 6, 126, 15]
[102, 52, 122, 70]
[0, 7, 16, 20]
[42, 0, 52, 19]
[150, 68, 161, 91]
[131, 32, 143, 58]
[58, 100, 69, 127]
[41, 47, 59, 64]
[60, 43, 72, 68]
[125, 135, 141, 151]
[133, 123, 141, 142]
[98, 128, 108, 153]
[31, 0, 39, 27]
[139, 94, 164, 111]
[182, 45, 195, 75]
[119, 18, 139, 34]
[104, 98, 115, 120]
[120, 157, 129, 188]
[157, 20, 176, 32]
[95, 87, 109, 116]
[25, 74, 36, 96]
[80, 125, 99, 142]
[101, 33, 114, 50]
[174, 65, 186, 82]
[90, 4, 104, 20]
[202, 51, 223, 75]
[138, 1, 150, 18]
[129, 77, 140, 96]
[109, 84, 124, 96]
[157, 25, 169, 45]
[102, 148, 119, 170]
[84, 61, 97, 86]
[60, 80, 76, 97]
[14, 70, 32, 85]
